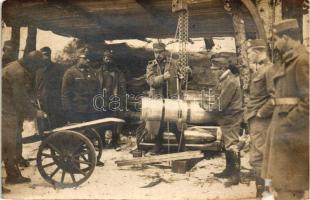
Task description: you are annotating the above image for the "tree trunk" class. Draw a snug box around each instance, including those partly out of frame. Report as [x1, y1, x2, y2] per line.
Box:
[231, 1, 250, 98]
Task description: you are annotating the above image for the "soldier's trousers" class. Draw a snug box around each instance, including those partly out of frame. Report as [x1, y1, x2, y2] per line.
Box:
[2, 113, 19, 163]
[220, 120, 241, 152]
[248, 117, 270, 171]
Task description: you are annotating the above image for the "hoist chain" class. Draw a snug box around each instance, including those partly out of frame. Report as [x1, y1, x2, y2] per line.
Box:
[176, 10, 189, 81]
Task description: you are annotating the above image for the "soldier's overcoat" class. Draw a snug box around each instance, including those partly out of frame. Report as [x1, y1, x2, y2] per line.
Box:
[262, 44, 309, 191]
[2, 61, 37, 160]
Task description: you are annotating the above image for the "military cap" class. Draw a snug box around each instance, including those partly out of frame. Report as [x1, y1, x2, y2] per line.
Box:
[246, 39, 266, 50]
[40, 46, 51, 54]
[153, 42, 166, 51]
[273, 19, 299, 34]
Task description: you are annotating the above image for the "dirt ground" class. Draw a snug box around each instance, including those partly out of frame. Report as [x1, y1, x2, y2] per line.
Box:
[2, 122, 259, 200]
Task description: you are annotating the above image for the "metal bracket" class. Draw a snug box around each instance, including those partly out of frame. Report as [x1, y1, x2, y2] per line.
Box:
[172, 0, 188, 13]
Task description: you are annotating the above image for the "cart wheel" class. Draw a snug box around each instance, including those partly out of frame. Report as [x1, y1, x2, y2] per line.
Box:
[81, 128, 103, 163]
[37, 130, 96, 188]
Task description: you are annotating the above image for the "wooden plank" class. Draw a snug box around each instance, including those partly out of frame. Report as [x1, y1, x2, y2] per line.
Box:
[44, 117, 125, 134]
[139, 141, 221, 151]
[115, 151, 204, 166]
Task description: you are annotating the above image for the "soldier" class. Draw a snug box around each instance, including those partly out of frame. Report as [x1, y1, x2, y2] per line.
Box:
[262, 19, 309, 200]
[97, 49, 126, 150]
[211, 64, 243, 187]
[244, 39, 275, 197]
[145, 42, 183, 155]
[35, 47, 66, 129]
[2, 40, 16, 67]
[2, 51, 46, 184]
[61, 48, 101, 123]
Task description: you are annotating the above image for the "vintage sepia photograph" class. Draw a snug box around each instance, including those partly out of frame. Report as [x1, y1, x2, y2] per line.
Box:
[1, 0, 309, 199]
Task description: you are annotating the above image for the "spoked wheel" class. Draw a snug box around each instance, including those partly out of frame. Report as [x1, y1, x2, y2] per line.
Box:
[37, 130, 97, 188]
[80, 128, 103, 163]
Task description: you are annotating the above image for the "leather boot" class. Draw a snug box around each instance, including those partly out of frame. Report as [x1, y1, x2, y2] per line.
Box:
[146, 130, 163, 156]
[2, 186, 11, 193]
[214, 151, 232, 178]
[5, 161, 31, 184]
[255, 176, 265, 198]
[19, 156, 30, 167]
[224, 151, 240, 187]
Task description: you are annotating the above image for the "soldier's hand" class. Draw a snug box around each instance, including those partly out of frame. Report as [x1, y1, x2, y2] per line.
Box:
[163, 71, 171, 80]
[256, 112, 262, 118]
[37, 110, 47, 118]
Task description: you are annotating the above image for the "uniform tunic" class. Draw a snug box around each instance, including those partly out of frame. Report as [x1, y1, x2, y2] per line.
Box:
[216, 70, 243, 151]
[245, 63, 275, 170]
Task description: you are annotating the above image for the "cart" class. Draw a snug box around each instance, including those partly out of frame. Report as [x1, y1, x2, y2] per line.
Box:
[30, 117, 124, 188]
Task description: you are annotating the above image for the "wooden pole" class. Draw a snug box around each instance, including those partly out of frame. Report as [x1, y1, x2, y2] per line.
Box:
[11, 26, 20, 60]
[24, 26, 37, 56]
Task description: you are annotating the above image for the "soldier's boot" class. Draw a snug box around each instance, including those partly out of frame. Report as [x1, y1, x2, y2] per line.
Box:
[111, 126, 121, 151]
[19, 156, 30, 167]
[147, 137, 163, 156]
[255, 176, 265, 198]
[5, 161, 31, 184]
[214, 151, 232, 178]
[224, 151, 240, 187]
[2, 186, 11, 193]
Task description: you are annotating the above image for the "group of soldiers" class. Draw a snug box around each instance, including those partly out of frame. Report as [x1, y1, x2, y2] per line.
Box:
[2, 41, 126, 192]
[245, 19, 308, 199]
[1, 17, 309, 199]
[144, 19, 309, 199]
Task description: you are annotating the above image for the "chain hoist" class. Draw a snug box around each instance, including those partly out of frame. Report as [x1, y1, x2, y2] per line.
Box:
[172, 0, 190, 92]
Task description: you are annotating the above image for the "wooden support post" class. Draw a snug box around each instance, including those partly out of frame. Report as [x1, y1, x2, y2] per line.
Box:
[24, 26, 37, 56]
[10, 26, 20, 60]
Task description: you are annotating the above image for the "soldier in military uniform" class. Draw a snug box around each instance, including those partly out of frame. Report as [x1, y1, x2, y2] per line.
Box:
[35, 47, 66, 129]
[262, 19, 309, 200]
[211, 64, 243, 187]
[61, 49, 101, 123]
[145, 42, 182, 155]
[97, 49, 126, 150]
[244, 39, 275, 197]
[2, 51, 46, 185]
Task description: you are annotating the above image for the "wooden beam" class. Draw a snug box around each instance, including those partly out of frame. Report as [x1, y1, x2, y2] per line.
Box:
[56, 0, 147, 40]
[115, 151, 204, 166]
[136, 0, 175, 32]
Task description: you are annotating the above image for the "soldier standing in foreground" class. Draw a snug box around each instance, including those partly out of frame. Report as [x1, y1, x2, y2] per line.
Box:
[262, 19, 309, 200]
[2, 51, 46, 185]
[145, 42, 183, 155]
[211, 64, 243, 187]
[244, 39, 275, 197]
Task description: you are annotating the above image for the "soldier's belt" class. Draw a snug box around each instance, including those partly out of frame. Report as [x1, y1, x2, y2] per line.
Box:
[271, 97, 299, 105]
